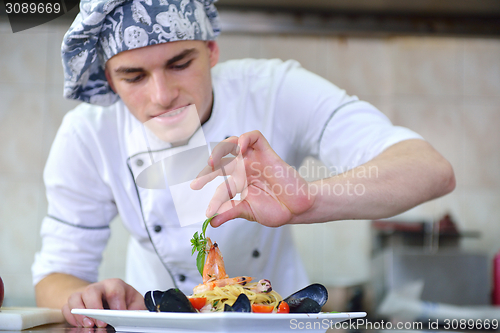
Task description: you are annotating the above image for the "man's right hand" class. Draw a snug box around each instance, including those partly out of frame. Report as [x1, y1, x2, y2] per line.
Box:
[36, 274, 146, 327]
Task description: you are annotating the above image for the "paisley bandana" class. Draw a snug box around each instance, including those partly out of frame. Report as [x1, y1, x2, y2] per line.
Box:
[62, 0, 220, 106]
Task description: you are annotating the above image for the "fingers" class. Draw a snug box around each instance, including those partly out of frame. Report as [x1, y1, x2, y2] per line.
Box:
[67, 291, 98, 328]
[65, 279, 142, 328]
[206, 176, 238, 217]
[124, 284, 147, 310]
[211, 200, 253, 227]
[209, 137, 240, 169]
[209, 132, 268, 167]
[205, 163, 249, 216]
[101, 279, 145, 311]
[80, 285, 108, 328]
[237, 130, 270, 156]
[192, 133, 266, 191]
[102, 279, 127, 311]
[190, 157, 237, 190]
[62, 303, 79, 327]
[197, 131, 281, 227]
[127, 296, 148, 310]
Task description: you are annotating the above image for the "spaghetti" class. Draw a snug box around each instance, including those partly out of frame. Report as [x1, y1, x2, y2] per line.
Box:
[191, 282, 283, 312]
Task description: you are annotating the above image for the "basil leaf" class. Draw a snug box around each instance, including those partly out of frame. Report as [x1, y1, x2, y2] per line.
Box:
[202, 215, 215, 237]
[191, 232, 200, 255]
[196, 251, 206, 276]
[191, 215, 217, 277]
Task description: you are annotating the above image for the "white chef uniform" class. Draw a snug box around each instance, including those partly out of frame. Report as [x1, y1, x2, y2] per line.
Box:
[32, 59, 422, 297]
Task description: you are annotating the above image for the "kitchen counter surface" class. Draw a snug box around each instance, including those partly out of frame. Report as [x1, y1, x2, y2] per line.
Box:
[2, 324, 489, 333]
[1, 323, 114, 333]
[2, 324, 492, 333]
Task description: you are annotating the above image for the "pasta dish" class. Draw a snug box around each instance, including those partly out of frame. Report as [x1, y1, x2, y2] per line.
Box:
[189, 237, 283, 312]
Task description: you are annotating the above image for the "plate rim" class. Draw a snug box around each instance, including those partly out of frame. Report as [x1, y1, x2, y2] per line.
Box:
[72, 308, 367, 319]
[72, 309, 367, 333]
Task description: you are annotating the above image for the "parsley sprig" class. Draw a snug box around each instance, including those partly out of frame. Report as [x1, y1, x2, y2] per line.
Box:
[190, 215, 216, 276]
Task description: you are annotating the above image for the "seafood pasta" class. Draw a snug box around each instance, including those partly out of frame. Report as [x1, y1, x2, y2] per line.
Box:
[144, 232, 328, 314]
[190, 238, 283, 312]
[192, 283, 283, 312]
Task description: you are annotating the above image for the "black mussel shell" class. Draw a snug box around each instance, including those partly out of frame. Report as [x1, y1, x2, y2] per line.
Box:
[285, 297, 322, 313]
[283, 283, 328, 313]
[157, 288, 197, 313]
[144, 290, 165, 312]
[284, 283, 328, 307]
[224, 293, 251, 312]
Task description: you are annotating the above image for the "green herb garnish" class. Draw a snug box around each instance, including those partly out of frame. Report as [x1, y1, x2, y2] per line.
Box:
[190, 215, 216, 276]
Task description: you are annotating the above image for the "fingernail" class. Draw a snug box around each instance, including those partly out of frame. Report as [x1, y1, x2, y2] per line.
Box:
[97, 320, 107, 327]
[83, 317, 94, 328]
[236, 145, 241, 155]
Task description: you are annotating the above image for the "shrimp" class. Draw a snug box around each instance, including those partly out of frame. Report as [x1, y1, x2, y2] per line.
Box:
[202, 238, 228, 282]
[193, 237, 252, 294]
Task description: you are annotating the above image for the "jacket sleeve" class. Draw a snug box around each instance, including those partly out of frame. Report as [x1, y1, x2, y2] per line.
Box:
[273, 62, 423, 172]
[32, 110, 118, 285]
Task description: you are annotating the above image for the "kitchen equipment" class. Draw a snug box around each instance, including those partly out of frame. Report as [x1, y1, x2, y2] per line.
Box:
[370, 215, 487, 309]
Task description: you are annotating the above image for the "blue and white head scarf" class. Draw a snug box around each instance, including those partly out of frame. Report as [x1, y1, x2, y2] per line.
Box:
[62, 0, 220, 106]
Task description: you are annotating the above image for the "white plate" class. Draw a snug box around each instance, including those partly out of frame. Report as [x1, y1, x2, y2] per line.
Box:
[72, 309, 367, 333]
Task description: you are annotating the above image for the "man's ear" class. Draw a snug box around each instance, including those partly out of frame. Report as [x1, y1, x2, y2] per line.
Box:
[104, 65, 117, 93]
[206, 41, 219, 68]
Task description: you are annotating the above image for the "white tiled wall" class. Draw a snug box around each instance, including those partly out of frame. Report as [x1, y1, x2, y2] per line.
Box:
[1, 17, 499, 305]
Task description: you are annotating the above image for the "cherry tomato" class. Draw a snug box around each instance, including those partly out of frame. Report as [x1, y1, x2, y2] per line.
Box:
[251, 303, 274, 313]
[189, 297, 207, 310]
[277, 301, 290, 313]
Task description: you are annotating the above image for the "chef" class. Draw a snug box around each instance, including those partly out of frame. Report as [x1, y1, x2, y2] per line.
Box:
[32, 0, 455, 328]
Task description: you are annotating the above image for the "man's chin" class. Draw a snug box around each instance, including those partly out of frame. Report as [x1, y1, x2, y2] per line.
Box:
[143, 104, 202, 144]
[147, 124, 200, 144]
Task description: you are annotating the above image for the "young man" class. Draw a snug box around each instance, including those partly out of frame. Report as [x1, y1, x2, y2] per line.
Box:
[33, 0, 455, 327]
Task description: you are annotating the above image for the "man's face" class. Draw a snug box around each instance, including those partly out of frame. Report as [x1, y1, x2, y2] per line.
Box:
[105, 40, 219, 143]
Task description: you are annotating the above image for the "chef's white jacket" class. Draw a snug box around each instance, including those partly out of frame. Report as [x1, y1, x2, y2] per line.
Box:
[32, 59, 422, 297]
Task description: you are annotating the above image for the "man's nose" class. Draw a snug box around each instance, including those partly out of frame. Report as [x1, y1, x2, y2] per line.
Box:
[150, 72, 178, 107]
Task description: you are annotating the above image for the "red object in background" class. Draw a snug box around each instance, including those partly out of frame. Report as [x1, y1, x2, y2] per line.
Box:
[438, 214, 459, 235]
[493, 251, 500, 305]
[0, 276, 4, 308]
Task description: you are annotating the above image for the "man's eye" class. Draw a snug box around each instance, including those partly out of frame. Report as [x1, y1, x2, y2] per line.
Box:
[124, 74, 144, 83]
[171, 60, 193, 70]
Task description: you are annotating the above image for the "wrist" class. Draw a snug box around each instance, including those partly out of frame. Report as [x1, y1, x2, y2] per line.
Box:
[288, 179, 346, 224]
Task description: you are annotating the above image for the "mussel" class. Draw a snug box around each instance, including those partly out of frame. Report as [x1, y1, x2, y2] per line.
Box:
[224, 293, 251, 312]
[144, 288, 196, 313]
[144, 283, 329, 314]
[144, 290, 165, 312]
[283, 283, 328, 313]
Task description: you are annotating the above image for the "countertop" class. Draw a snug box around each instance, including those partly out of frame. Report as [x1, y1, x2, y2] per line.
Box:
[1, 323, 491, 333]
[1, 323, 114, 333]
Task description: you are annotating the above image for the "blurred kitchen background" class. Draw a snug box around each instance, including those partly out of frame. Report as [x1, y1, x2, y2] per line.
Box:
[1, 0, 500, 322]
